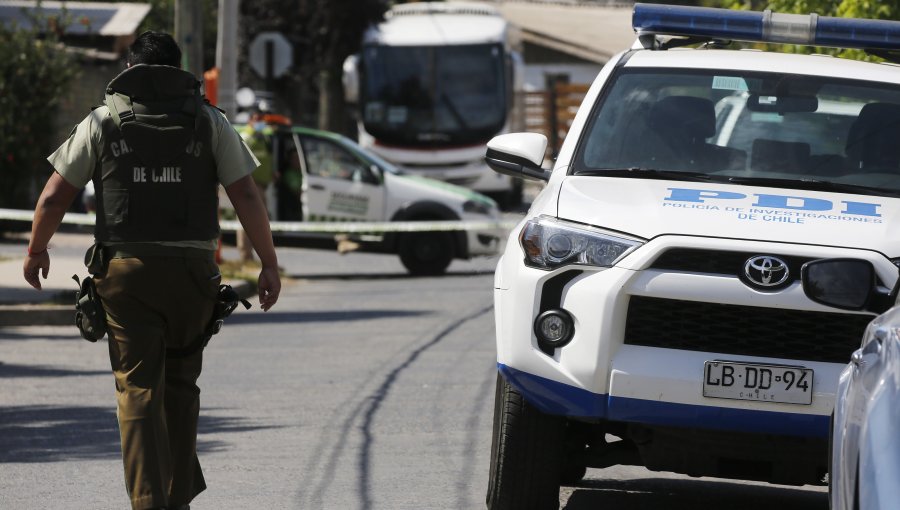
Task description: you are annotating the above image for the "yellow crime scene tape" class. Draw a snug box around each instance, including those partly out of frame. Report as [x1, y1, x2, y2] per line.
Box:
[0, 208, 520, 234]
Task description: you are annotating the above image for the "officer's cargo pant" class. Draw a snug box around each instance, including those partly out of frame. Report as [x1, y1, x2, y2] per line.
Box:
[95, 253, 220, 510]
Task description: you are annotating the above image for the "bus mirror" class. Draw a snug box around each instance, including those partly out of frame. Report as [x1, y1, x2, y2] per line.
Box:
[485, 133, 549, 182]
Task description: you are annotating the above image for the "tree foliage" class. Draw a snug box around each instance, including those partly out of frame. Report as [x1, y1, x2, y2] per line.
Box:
[240, 0, 389, 133]
[0, 16, 78, 209]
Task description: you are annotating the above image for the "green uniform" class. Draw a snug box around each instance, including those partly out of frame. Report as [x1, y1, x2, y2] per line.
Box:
[48, 65, 258, 510]
[239, 124, 274, 188]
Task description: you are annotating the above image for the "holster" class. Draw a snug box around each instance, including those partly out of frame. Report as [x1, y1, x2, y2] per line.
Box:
[166, 284, 251, 359]
[72, 274, 107, 342]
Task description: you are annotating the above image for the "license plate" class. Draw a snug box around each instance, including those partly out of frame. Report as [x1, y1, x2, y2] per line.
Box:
[703, 361, 813, 405]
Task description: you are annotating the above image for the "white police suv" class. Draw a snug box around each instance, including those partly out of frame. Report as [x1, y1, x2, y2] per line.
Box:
[484, 4, 900, 508]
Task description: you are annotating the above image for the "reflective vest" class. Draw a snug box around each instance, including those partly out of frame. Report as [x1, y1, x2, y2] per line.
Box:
[240, 124, 274, 187]
[94, 64, 219, 242]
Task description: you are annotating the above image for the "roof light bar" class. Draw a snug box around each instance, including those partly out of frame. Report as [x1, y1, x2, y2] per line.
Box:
[633, 3, 900, 51]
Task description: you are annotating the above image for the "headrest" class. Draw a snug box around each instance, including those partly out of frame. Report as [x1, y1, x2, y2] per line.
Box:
[751, 139, 810, 172]
[649, 96, 716, 140]
[845, 102, 900, 164]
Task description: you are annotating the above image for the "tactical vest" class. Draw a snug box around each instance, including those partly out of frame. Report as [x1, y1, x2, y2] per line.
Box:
[94, 64, 219, 242]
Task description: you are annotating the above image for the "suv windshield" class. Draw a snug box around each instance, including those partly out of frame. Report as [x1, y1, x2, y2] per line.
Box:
[360, 43, 507, 147]
[574, 69, 900, 195]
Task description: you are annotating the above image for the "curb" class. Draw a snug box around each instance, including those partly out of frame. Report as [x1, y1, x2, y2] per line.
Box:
[0, 280, 256, 328]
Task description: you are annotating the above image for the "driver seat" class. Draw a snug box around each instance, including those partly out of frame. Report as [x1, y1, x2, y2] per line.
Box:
[845, 102, 900, 172]
[645, 96, 745, 171]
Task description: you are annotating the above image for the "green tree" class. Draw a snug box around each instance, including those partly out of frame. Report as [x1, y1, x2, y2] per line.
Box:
[0, 15, 78, 210]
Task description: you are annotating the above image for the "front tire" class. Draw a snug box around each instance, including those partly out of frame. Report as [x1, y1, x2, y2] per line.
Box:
[486, 374, 565, 510]
[399, 232, 453, 276]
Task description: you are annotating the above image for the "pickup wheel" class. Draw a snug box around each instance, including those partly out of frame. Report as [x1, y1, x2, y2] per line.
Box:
[486, 374, 564, 510]
[560, 462, 587, 485]
[399, 231, 453, 276]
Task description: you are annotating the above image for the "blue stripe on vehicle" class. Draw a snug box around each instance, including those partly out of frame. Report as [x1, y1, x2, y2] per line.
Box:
[498, 364, 608, 418]
[497, 364, 829, 438]
[606, 396, 829, 438]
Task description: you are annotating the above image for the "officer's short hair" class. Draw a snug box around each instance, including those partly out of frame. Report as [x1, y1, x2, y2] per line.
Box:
[127, 31, 181, 67]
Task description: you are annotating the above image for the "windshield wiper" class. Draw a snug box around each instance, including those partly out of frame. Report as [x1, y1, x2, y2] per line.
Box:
[725, 176, 900, 197]
[574, 167, 715, 182]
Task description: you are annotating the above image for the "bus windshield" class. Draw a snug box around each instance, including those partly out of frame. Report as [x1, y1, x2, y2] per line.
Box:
[360, 43, 507, 147]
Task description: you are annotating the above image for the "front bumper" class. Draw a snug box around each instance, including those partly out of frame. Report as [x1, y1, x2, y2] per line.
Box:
[494, 234, 889, 439]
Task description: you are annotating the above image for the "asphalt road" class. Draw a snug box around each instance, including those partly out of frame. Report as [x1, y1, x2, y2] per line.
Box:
[0, 239, 827, 509]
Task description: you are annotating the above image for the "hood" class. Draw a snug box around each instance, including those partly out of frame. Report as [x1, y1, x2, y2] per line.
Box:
[384, 171, 497, 208]
[556, 177, 900, 255]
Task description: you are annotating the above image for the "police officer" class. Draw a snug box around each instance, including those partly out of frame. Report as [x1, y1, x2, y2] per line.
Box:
[22, 32, 280, 510]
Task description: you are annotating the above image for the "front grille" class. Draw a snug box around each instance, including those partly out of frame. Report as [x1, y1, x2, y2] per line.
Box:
[624, 296, 872, 363]
[650, 249, 814, 284]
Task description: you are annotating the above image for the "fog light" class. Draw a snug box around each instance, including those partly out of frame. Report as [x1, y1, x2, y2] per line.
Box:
[534, 309, 575, 349]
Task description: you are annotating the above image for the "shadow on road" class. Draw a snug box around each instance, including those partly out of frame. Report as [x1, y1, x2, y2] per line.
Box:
[288, 270, 493, 281]
[197, 409, 284, 454]
[563, 476, 827, 510]
[0, 404, 281, 463]
[226, 309, 431, 325]
[0, 405, 120, 462]
[0, 361, 107, 378]
[0, 331, 85, 342]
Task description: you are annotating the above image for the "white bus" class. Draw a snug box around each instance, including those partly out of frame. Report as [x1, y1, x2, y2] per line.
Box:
[344, 1, 524, 209]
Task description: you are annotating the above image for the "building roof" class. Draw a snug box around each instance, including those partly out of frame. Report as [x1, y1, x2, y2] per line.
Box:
[495, 2, 636, 63]
[0, 1, 150, 36]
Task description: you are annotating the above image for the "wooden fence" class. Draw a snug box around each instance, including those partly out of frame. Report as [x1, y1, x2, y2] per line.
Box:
[520, 83, 590, 158]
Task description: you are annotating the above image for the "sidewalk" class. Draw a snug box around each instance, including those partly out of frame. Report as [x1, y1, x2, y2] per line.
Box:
[0, 229, 253, 327]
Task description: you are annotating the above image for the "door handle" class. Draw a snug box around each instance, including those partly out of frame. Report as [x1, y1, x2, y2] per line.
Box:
[310, 184, 326, 191]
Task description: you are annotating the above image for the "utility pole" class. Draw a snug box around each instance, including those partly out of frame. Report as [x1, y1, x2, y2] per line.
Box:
[216, 0, 239, 119]
[175, 0, 204, 78]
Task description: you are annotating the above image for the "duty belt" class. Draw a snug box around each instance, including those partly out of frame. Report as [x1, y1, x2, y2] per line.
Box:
[103, 243, 214, 261]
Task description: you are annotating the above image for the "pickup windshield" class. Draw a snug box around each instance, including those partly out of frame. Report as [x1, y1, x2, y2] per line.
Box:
[360, 43, 507, 147]
[574, 69, 900, 196]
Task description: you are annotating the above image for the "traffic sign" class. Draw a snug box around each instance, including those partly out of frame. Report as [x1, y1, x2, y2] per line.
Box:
[249, 32, 293, 79]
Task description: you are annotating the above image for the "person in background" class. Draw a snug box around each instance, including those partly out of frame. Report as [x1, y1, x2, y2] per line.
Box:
[237, 110, 274, 261]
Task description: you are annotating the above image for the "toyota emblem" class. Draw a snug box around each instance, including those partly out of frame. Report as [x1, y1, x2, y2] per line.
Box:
[743, 255, 790, 289]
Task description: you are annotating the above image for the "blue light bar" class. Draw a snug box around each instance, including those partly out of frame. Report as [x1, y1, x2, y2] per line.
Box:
[633, 4, 763, 42]
[633, 3, 900, 52]
[816, 17, 900, 50]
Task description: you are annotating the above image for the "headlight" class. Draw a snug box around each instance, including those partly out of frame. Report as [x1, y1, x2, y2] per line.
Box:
[519, 216, 643, 270]
[463, 199, 496, 216]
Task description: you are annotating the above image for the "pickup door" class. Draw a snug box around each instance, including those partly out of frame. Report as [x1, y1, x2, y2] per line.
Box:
[293, 133, 386, 222]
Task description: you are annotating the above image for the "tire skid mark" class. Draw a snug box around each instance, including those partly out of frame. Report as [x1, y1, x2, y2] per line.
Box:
[356, 303, 494, 510]
[422, 314, 497, 507]
[454, 361, 497, 510]
[298, 332, 429, 508]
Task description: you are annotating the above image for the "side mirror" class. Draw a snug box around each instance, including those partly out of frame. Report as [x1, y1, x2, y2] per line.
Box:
[342, 54, 359, 104]
[801, 259, 892, 314]
[485, 133, 549, 182]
